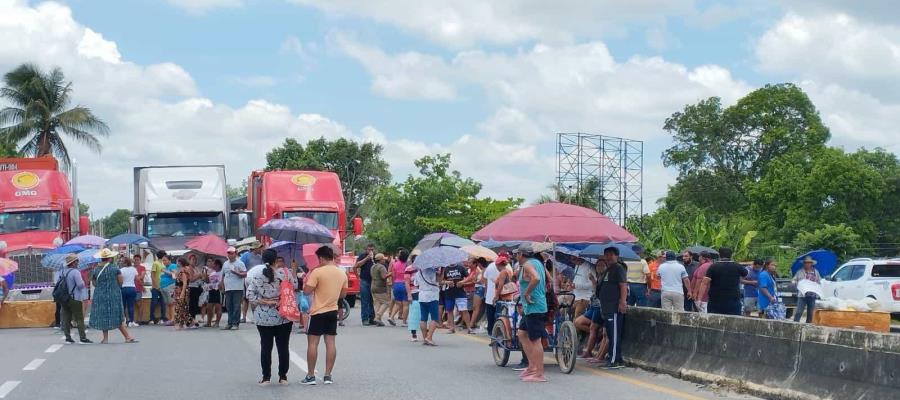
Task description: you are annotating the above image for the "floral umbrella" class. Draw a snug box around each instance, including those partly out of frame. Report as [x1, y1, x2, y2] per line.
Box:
[413, 247, 468, 271]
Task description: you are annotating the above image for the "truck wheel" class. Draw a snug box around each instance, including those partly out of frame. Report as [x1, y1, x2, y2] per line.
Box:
[346, 295, 356, 308]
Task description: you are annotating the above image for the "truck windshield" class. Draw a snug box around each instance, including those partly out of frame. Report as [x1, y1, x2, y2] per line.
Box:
[146, 212, 225, 237]
[0, 211, 60, 233]
[282, 211, 338, 230]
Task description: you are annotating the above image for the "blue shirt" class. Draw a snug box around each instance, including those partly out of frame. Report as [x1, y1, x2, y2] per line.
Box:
[159, 264, 177, 288]
[743, 267, 761, 298]
[757, 271, 777, 310]
[518, 259, 547, 315]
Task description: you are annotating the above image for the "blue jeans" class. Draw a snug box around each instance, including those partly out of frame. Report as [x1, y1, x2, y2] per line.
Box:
[360, 280, 375, 323]
[224, 290, 243, 327]
[121, 287, 137, 323]
[648, 290, 662, 308]
[150, 288, 167, 322]
[627, 283, 647, 306]
[794, 295, 816, 323]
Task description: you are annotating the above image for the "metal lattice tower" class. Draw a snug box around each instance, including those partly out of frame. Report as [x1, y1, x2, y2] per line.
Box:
[556, 133, 643, 226]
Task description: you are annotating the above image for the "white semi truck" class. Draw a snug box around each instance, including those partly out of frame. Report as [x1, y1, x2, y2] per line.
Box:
[132, 165, 228, 256]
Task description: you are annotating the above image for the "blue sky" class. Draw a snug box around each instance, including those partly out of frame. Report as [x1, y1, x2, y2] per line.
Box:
[1, 0, 897, 216]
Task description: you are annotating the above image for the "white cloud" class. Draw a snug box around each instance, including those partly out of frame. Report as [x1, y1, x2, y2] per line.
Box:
[166, 0, 243, 14]
[228, 75, 278, 87]
[293, 0, 696, 47]
[757, 13, 900, 99]
[280, 35, 317, 58]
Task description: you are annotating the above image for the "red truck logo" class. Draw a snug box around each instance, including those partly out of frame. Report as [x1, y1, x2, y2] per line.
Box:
[12, 172, 40, 196]
[290, 173, 316, 190]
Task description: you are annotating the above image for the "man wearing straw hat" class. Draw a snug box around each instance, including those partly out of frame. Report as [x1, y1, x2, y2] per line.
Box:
[60, 254, 92, 344]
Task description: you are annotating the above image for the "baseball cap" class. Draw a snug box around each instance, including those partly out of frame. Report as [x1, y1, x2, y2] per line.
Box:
[226, 246, 236, 253]
[495, 255, 509, 265]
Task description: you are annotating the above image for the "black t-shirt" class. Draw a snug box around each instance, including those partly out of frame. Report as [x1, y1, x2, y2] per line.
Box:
[356, 253, 373, 283]
[598, 262, 626, 314]
[705, 261, 748, 303]
[442, 264, 469, 299]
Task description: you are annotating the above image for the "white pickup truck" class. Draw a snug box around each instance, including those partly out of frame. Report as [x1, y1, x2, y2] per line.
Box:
[821, 258, 900, 314]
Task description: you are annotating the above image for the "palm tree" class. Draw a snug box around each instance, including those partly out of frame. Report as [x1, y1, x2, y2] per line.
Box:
[0, 64, 108, 168]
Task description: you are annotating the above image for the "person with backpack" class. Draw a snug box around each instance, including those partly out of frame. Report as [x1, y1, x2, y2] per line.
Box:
[56, 254, 91, 344]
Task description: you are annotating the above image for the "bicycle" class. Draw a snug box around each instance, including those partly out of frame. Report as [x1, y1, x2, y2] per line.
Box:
[489, 292, 578, 374]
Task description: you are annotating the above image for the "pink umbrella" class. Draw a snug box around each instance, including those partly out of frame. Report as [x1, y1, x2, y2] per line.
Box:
[185, 234, 229, 257]
[471, 202, 637, 243]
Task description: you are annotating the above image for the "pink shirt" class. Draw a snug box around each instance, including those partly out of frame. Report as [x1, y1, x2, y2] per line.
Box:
[391, 260, 406, 284]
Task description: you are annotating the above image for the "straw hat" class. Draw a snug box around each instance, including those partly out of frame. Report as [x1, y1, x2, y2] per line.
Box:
[250, 241, 263, 249]
[95, 248, 119, 259]
[802, 256, 817, 265]
[65, 253, 79, 266]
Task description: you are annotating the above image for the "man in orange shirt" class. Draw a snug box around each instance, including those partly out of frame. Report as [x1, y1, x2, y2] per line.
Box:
[646, 251, 663, 308]
[301, 245, 348, 386]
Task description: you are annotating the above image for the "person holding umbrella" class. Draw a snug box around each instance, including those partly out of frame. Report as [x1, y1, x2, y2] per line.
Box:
[247, 249, 297, 385]
[89, 249, 138, 344]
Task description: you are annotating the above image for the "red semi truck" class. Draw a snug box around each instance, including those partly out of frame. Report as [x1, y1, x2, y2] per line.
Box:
[0, 157, 87, 288]
[246, 170, 361, 306]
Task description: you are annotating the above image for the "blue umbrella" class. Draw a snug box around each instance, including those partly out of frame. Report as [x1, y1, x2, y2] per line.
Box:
[790, 250, 838, 277]
[413, 247, 468, 270]
[478, 240, 525, 251]
[258, 217, 334, 244]
[48, 244, 85, 255]
[579, 243, 640, 260]
[40, 254, 70, 270]
[77, 249, 101, 270]
[107, 233, 150, 246]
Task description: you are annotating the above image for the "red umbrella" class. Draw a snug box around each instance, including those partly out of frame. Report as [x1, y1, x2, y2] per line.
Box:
[185, 234, 229, 257]
[471, 202, 637, 243]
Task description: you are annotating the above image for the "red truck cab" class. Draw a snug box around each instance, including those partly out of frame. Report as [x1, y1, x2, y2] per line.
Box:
[0, 157, 86, 288]
[247, 170, 361, 305]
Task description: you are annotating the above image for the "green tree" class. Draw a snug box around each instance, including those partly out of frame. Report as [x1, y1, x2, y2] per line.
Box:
[101, 209, 131, 237]
[78, 202, 89, 216]
[661, 84, 830, 215]
[367, 154, 521, 251]
[0, 64, 109, 168]
[746, 147, 885, 245]
[625, 209, 758, 260]
[794, 224, 864, 262]
[226, 179, 247, 200]
[536, 178, 600, 209]
[265, 137, 391, 227]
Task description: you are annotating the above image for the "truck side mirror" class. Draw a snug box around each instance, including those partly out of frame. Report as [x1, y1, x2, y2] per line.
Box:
[352, 217, 363, 236]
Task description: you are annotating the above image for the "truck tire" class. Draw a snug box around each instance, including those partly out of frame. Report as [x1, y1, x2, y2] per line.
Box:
[346, 295, 356, 308]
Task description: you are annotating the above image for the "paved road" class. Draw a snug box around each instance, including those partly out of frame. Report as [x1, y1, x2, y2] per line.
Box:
[0, 310, 758, 400]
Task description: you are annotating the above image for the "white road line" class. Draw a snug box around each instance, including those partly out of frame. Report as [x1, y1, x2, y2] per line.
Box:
[289, 350, 319, 375]
[22, 358, 45, 371]
[289, 350, 308, 373]
[0, 381, 20, 398]
[45, 344, 64, 353]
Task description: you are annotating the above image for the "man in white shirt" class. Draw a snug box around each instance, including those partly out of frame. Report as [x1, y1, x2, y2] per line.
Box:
[220, 247, 246, 330]
[482, 257, 501, 336]
[657, 251, 692, 311]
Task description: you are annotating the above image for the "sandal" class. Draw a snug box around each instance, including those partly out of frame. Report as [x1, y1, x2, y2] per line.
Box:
[258, 379, 271, 386]
[125, 338, 140, 344]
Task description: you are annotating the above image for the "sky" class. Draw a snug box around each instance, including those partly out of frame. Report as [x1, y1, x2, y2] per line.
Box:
[0, 0, 898, 217]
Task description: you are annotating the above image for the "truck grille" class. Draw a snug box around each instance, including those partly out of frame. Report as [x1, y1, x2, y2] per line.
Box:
[8, 250, 53, 287]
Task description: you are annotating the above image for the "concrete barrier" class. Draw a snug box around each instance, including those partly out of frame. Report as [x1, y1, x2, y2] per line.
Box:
[622, 307, 900, 400]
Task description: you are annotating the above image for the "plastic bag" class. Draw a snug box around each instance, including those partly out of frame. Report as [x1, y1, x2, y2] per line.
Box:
[297, 292, 310, 313]
[278, 268, 302, 322]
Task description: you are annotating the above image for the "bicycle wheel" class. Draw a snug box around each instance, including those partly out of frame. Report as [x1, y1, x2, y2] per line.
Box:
[491, 320, 511, 367]
[339, 298, 350, 321]
[555, 320, 578, 374]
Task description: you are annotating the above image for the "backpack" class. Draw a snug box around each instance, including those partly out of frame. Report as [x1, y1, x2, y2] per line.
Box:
[52, 269, 74, 303]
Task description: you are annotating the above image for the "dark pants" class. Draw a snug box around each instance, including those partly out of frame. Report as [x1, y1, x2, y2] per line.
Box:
[121, 287, 137, 323]
[188, 286, 202, 317]
[604, 312, 624, 364]
[485, 303, 497, 335]
[684, 298, 696, 312]
[53, 301, 61, 327]
[61, 299, 87, 341]
[708, 297, 742, 316]
[257, 322, 293, 381]
[359, 280, 374, 323]
[648, 290, 662, 308]
[150, 288, 166, 322]
[794, 295, 816, 323]
[626, 283, 647, 306]
[224, 290, 243, 327]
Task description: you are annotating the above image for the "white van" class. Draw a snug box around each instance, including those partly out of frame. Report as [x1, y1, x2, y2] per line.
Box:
[821, 258, 900, 314]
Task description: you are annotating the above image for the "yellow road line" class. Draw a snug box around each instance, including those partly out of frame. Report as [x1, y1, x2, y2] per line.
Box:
[454, 333, 706, 400]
